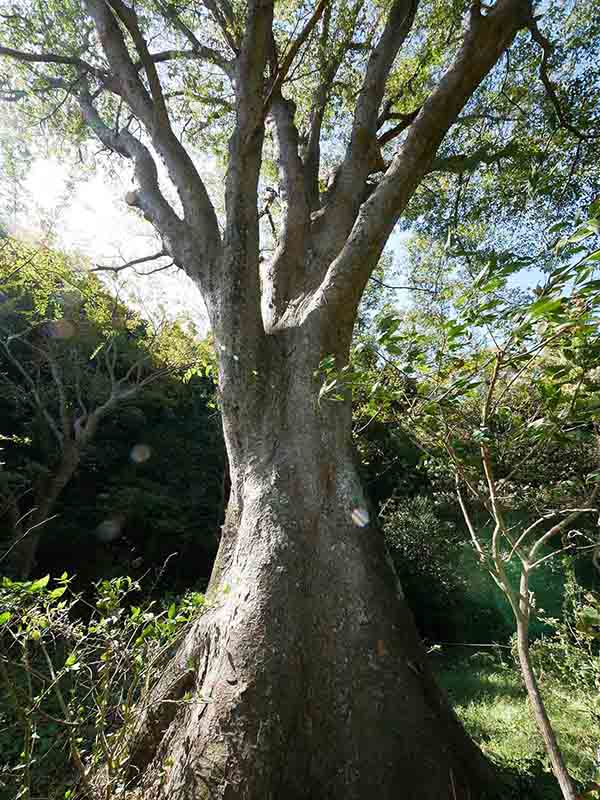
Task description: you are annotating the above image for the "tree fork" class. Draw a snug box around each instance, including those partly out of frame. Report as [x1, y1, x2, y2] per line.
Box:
[107, 329, 496, 800]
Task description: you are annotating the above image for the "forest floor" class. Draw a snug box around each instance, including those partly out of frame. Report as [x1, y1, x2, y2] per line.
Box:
[434, 651, 600, 799]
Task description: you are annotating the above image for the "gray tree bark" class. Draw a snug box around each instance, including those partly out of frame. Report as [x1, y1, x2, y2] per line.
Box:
[123, 324, 494, 799]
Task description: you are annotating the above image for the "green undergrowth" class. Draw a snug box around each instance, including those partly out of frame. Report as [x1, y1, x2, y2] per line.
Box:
[434, 650, 600, 799]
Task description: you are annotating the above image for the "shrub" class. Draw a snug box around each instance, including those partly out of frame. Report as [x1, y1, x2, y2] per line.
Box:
[0, 573, 205, 799]
[382, 495, 467, 641]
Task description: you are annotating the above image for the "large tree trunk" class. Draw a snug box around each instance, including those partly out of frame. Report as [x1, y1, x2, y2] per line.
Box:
[122, 327, 493, 799]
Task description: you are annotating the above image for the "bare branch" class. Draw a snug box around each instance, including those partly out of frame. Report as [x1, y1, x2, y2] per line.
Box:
[76, 88, 185, 249]
[267, 95, 311, 305]
[369, 275, 436, 294]
[263, 0, 330, 115]
[93, 251, 176, 276]
[148, 48, 231, 73]
[528, 486, 600, 564]
[0, 44, 110, 84]
[106, 0, 168, 119]
[526, 13, 592, 142]
[377, 108, 420, 147]
[220, 0, 274, 333]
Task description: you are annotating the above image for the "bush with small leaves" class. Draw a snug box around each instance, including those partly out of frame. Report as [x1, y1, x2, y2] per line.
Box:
[0, 572, 206, 799]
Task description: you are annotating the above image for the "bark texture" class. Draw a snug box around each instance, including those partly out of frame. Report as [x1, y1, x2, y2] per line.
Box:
[123, 327, 493, 800]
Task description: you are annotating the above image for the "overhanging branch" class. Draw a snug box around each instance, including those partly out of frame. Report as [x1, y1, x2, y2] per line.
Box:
[93, 250, 176, 276]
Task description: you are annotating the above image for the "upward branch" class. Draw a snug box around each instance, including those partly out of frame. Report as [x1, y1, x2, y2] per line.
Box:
[217, 0, 274, 340]
[82, 0, 221, 270]
[312, 0, 530, 323]
[312, 0, 420, 264]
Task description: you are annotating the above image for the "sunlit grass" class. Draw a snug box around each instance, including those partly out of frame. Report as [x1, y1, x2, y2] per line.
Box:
[434, 652, 600, 799]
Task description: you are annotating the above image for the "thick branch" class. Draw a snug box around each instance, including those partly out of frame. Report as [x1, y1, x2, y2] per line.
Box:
[311, 0, 530, 323]
[313, 0, 420, 264]
[263, 95, 311, 328]
[351, 0, 419, 146]
[76, 89, 185, 255]
[83, 0, 153, 120]
[106, 0, 168, 120]
[219, 0, 274, 338]
[83, 0, 221, 270]
[269, 97, 310, 258]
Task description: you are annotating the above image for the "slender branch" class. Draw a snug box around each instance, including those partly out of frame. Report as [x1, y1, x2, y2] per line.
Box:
[528, 486, 600, 563]
[430, 142, 519, 174]
[369, 275, 436, 293]
[377, 108, 420, 147]
[456, 479, 486, 563]
[201, 0, 238, 54]
[92, 250, 168, 273]
[303, 0, 365, 209]
[263, 0, 330, 114]
[0, 340, 63, 445]
[526, 13, 592, 142]
[0, 45, 110, 83]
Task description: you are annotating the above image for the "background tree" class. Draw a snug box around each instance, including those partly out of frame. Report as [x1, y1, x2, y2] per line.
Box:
[351, 203, 600, 799]
[1, 0, 598, 797]
[0, 238, 211, 579]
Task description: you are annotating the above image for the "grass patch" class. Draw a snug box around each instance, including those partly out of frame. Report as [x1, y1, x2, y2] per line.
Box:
[434, 650, 600, 799]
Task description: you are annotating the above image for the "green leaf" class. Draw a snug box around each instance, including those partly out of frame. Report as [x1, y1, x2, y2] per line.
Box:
[88, 342, 105, 361]
[0, 611, 11, 625]
[168, 603, 176, 619]
[528, 297, 563, 319]
[582, 248, 600, 264]
[27, 575, 50, 593]
[64, 652, 78, 668]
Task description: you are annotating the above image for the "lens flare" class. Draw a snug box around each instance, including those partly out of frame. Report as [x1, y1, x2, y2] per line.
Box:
[130, 443, 151, 463]
[96, 517, 123, 542]
[351, 507, 369, 528]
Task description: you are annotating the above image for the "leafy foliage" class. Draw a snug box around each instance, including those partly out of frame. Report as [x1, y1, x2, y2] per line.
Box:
[0, 238, 224, 586]
[0, 572, 206, 800]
